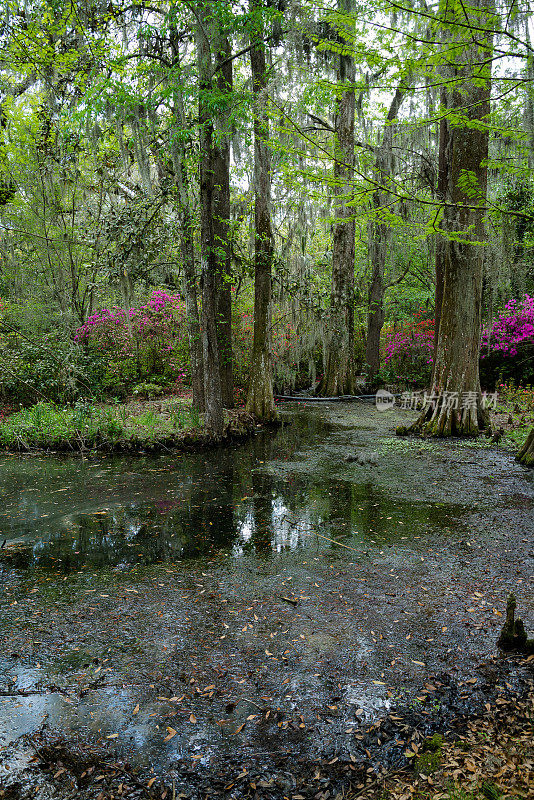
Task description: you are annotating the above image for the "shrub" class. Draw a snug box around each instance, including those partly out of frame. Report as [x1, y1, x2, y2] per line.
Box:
[74, 290, 190, 396]
[480, 295, 534, 387]
[132, 382, 165, 400]
[481, 295, 534, 358]
[0, 401, 127, 449]
[0, 331, 103, 406]
[495, 381, 534, 411]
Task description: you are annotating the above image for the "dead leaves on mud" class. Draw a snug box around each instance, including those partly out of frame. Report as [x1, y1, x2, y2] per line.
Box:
[354, 672, 534, 800]
[12, 659, 532, 800]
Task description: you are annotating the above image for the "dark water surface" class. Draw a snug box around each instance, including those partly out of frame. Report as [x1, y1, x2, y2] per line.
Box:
[1, 404, 533, 773]
[0, 407, 471, 571]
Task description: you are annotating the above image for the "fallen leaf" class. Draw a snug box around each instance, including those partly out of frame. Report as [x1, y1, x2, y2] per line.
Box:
[164, 727, 177, 742]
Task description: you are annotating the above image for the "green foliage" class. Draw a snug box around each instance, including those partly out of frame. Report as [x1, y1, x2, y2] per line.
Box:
[0, 397, 203, 451]
[0, 329, 104, 406]
[74, 292, 190, 398]
[415, 733, 444, 774]
[0, 401, 124, 449]
[100, 197, 169, 291]
[132, 382, 165, 400]
[1, 0, 533, 408]
[496, 380, 534, 412]
[444, 786, 503, 800]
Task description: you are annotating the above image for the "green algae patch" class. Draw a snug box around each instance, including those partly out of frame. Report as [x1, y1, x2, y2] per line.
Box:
[415, 733, 444, 774]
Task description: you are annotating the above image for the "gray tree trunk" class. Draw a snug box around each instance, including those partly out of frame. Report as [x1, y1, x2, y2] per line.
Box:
[196, 7, 224, 437]
[365, 87, 406, 382]
[317, 1, 356, 396]
[409, 0, 494, 437]
[517, 428, 534, 467]
[246, 0, 277, 421]
[432, 88, 449, 370]
[174, 143, 205, 413]
[169, 29, 205, 412]
[212, 34, 234, 408]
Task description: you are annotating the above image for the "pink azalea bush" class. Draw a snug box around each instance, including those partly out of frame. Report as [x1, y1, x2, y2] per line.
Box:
[75, 290, 190, 395]
[381, 312, 435, 385]
[381, 295, 534, 387]
[481, 295, 534, 358]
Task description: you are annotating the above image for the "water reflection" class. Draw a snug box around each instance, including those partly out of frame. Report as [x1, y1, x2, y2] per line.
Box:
[0, 413, 464, 574]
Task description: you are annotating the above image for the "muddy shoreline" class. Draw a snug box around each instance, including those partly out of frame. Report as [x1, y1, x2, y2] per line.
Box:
[1, 654, 532, 799]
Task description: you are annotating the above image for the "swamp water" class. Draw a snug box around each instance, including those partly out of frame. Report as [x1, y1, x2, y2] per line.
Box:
[0, 403, 533, 774]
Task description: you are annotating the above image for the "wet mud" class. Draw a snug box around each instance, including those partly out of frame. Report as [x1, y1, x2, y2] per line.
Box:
[0, 403, 533, 798]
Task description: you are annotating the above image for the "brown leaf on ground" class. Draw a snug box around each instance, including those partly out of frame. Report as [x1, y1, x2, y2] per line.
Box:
[352, 685, 534, 800]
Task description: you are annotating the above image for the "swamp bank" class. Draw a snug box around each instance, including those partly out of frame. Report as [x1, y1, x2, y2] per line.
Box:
[0, 403, 533, 799]
[0, 400, 260, 455]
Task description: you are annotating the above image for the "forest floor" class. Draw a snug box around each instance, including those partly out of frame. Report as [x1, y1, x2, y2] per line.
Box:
[0, 402, 533, 800]
[4, 660, 532, 800]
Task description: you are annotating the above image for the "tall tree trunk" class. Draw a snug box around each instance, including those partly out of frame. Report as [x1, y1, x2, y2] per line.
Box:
[317, 1, 356, 397]
[175, 148, 205, 412]
[213, 34, 234, 407]
[433, 92, 448, 367]
[196, 7, 224, 437]
[407, 0, 493, 437]
[365, 87, 406, 383]
[169, 30, 205, 412]
[517, 427, 534, 467]
[246, 1, 277, 421]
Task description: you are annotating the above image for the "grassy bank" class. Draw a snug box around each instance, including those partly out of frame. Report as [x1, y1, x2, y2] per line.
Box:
[0, 398, 257, 452]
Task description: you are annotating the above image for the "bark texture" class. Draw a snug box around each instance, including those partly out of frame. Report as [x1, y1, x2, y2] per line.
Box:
[245, 1, 277, 422]
[176, 159, 205, 413]
[212, 34, 234, 407]
[365, 88, 406, 382]
[517, 427, 534, 467]
[317, 4, 356, 396]
[432, 90, 449, 368]
[409, 0, 494, 437]
[197, 8, 224, 437]
[169, 31, 205, 412]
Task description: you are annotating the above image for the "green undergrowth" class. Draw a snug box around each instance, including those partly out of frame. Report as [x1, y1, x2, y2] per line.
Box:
[0, 398, 202, 451]
[415, 733, 444, 775]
